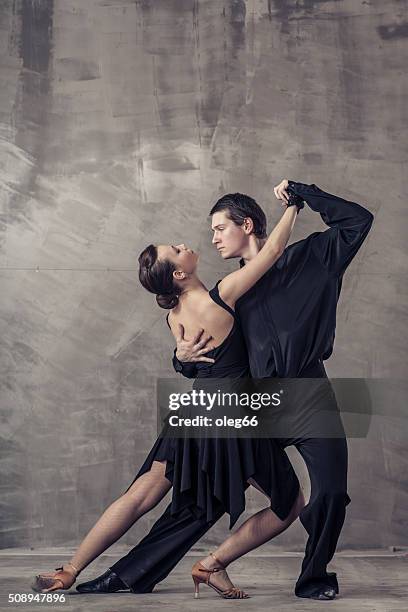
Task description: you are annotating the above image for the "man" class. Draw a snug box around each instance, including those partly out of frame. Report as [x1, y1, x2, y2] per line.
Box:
[77, 179, 373, 600]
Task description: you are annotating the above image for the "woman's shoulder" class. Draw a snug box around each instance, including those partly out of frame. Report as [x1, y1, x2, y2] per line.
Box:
[166, 293, 210, 330]
[168, 291, 232, 331]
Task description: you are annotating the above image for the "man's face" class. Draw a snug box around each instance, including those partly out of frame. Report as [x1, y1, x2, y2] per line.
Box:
[211, 211, 249, 259]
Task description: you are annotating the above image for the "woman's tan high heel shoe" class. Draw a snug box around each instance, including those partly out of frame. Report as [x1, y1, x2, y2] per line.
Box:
[31, 562, 79, 593]
[191, 552, 250, 599]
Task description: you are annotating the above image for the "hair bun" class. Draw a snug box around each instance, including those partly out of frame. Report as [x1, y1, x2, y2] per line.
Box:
[156, 293, 179, 310]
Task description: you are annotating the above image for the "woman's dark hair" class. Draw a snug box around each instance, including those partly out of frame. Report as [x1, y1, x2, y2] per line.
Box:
[209, 193, 267, 239]
[138, 244, 179, 309]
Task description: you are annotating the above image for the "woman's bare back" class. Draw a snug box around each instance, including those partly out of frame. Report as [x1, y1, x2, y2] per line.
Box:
[167, 291, 234, 350]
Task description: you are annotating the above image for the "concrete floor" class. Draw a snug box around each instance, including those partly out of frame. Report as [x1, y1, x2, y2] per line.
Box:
[1, 548, 407, 612]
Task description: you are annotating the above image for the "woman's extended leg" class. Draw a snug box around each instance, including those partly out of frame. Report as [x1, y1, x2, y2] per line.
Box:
[195, 481, 305, 594]
[33, 461, 172, 592]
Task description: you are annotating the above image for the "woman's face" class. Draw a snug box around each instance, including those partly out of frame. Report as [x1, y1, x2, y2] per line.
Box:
[157, 244, 199, 275]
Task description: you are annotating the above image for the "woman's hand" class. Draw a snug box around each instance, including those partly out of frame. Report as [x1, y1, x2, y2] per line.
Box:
[274, 179, 290, 205]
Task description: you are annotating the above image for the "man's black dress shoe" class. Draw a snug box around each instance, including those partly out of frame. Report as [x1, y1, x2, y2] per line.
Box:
[76, 569, 128, 593]
[311, 587, 337, 600]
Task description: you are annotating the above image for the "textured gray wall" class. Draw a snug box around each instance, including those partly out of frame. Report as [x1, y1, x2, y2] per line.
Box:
[1, 0, 407, 554]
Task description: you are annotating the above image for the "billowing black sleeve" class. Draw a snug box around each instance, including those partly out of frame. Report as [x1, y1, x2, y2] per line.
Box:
[287, 180, 374, 277]
[172, 348, 198, 378]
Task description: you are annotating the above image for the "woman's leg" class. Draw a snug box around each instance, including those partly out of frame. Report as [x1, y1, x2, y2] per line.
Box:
[198, 480, 305, 592]
[68, 461, 172, 573]
[36, 461, 172, 590]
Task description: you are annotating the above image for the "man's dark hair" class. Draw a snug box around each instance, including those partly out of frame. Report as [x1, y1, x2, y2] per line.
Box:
[209, 193, 267, 239]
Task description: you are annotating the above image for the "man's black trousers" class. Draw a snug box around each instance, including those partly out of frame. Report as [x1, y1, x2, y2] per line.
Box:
[110, 436, 349, 598]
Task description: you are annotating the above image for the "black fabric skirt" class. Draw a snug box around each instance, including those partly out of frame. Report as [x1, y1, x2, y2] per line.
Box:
[125, 433, 300, 529]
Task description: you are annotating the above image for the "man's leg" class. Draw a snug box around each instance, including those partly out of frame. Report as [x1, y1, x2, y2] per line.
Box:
[109, 501, 226, 593]
[292, 437, 350, 598]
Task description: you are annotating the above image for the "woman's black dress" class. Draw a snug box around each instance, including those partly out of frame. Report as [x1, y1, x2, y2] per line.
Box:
[125, 282, 300, 529]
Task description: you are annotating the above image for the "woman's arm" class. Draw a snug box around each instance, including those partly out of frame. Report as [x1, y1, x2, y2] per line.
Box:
[218, 194, 298, 307]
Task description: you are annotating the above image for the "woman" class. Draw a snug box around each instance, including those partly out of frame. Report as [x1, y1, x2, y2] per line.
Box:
[32, 187, 305, 600]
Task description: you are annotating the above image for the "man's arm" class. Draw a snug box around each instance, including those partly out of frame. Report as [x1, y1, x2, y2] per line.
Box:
[172, 349, 199, 378]
[286, 180, 374, 277]
[171, 324, 215, 378]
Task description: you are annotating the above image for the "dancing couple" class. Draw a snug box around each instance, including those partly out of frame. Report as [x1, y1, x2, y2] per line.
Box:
[32, 179, 373, 601]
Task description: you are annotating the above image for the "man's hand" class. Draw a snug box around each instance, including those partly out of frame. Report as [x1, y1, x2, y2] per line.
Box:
[274, 179, 290, 206]
[174, 324, 216, 364]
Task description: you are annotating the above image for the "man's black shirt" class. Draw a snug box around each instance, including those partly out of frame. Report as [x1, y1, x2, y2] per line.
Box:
[173, 181, 374, 378]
